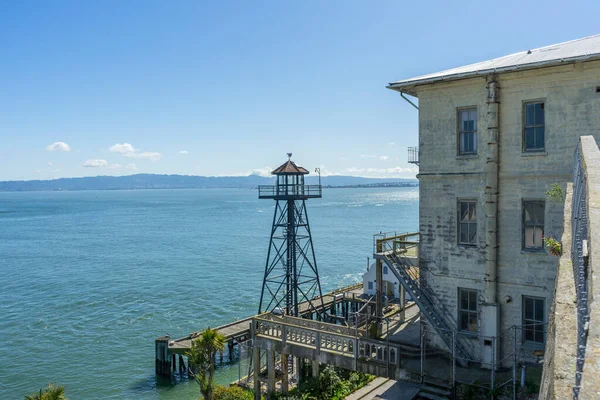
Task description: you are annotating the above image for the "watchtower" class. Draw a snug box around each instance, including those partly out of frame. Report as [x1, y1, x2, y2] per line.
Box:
[258, 154, 324, 318]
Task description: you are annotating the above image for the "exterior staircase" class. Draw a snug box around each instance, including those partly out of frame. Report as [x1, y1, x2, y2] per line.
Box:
[373, 233, 474, 366]
[415, 377, 453, 400]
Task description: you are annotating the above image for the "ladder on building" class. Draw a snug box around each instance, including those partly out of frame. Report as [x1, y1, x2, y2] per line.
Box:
[373, 233, 473, 365]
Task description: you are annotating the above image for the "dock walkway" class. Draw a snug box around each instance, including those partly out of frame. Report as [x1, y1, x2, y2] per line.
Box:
[157, 283, 367, 360]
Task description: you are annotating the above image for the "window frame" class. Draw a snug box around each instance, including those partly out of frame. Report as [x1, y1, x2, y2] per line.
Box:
[458, 199, 478, 246]
[383, 265, 388, 275]
[458, 288, 478, 333]
[522, 200, 545, 251]
[522, 296, 546, 345]
[522, 100, 546, 152]
[457, 107, 478, 155]
[368, 281, 373, 290]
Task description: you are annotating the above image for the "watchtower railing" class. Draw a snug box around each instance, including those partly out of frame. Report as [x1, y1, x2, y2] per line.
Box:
[258, 184, 322, 199]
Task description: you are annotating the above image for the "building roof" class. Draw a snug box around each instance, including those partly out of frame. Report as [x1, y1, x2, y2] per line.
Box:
[271, 158, 309, 175]
[388, 34, 600, 96]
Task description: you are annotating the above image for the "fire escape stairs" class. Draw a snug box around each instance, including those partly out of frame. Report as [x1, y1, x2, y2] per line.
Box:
[374, 250, 473, 367]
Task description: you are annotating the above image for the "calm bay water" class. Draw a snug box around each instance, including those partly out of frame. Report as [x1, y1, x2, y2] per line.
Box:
[0, 187, 418, 399]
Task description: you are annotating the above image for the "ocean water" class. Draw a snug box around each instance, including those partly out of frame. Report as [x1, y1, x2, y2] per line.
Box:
[0, 187, 418, 399]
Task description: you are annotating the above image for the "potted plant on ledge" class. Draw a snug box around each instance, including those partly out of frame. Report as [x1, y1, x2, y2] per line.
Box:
[543, 236, 562, 257]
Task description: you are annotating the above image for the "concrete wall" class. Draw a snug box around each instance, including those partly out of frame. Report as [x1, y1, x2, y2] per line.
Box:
[414, 60, 600, 359]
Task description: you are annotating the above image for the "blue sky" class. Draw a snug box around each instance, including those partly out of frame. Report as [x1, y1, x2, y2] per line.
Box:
[1, 0, 599, 181]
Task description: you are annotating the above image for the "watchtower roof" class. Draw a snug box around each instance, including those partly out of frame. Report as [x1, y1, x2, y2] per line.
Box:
[271, 157, 309, 175]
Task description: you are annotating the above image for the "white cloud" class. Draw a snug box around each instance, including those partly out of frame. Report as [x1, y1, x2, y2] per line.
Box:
[82, 159, 108, 168]
[380, 156, 389, 161]
[46, 142, 71, 152]
[109, 143, 161, 161]
[179, 150, 189, 155]
[109, 143, 135, 154]
[127, 151, 161, 161]
[126, 163, 137, 170]
[360, 154, 376, 159]
[250, 166, 273, 177]
[47, 162, 53, 166]
[388, 142, 396, 146]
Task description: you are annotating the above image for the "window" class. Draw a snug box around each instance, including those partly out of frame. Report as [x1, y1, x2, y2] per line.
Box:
[458, 108, 477, 154]
[368, 281, 373, 290]
[458, 200, 477, 245]
[523, 296, 545, 344]
[524, 101, 545, 151]
[459, 288, 478, 332]
[383, 266, 388, 275]
[523, 201, 545, 250]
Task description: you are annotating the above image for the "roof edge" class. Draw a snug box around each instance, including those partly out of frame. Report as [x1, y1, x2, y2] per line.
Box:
[387, 53, 600, 95]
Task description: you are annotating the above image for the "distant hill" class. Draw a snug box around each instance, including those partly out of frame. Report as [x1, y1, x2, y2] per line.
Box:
[0, 174, 417, 192]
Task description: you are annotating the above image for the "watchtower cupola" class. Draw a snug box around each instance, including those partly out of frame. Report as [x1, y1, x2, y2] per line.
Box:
[258, 153, 322, 199]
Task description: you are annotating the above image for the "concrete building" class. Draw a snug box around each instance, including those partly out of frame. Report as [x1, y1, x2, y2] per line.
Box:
[387, 34, 600, 364]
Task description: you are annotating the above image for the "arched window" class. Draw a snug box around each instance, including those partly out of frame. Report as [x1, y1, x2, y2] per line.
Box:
[383, 266, 388, 275]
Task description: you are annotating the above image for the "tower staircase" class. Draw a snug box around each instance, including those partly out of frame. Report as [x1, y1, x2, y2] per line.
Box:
[373, 232, 474, 366]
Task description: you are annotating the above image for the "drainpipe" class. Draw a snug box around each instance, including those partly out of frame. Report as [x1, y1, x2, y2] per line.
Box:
[485, 77, 499, 304]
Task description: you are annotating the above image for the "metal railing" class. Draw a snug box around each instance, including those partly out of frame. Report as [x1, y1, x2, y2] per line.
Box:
[373, 232, 474, 364]
[572, 142, 590, 398]
[408, 146, 419, 165]
[258, 184, 322, 199]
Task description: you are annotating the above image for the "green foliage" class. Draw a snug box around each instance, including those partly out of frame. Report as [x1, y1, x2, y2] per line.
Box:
[185, 328, 226, 400]
[24, 383, 67, 400]
[543, 236, 562, 256]
[213, 385, 254, 400]
[546, 183, 564, 203]
[292, 365, 373, 400]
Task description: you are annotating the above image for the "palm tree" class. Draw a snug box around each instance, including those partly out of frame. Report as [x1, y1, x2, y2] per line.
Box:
[24, 383, 67, 400]
[185, 327, 226, 400]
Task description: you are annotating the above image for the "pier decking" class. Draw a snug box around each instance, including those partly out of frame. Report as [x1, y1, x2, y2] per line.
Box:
[155, 283, 368, 375]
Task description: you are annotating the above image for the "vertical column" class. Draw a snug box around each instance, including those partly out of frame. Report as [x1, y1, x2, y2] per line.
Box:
[267, 349, 276, 398]
[253, 345, 261, 400]
[375, 240, 384, 337]
[312, 360, 319, 378]
[281, 353, 289, 394]
[399, 285, 406, 323]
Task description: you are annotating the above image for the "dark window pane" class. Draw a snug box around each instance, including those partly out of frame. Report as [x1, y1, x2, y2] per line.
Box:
[535, 103, 545, 125]
[460, 312, 468, 330]
[525, 298, 533, 319]
[535, 299, 544, 320]
[535, 127, 545, 149]
[469, 290, 477, 310]
[469, 203, 476, 221]
[525, 128, 535, 149]
[469, 225, 477, 243]
[460, 224, 469, 243]
[460, 291, 469, 310]
[526, 104, 535, 125]
[525, 327, 533, 342]
[461, 202, 469, 221]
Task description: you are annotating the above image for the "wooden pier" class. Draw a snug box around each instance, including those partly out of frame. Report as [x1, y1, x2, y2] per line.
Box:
[155, 283, 369, 376]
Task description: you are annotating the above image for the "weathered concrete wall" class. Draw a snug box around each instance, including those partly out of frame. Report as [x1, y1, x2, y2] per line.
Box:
[539, 184, 577, 399]
[415, 60, 600, 358]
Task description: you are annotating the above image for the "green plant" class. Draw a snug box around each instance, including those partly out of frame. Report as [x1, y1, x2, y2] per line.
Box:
[24, 383, 67, 400]
[185, 328, 226, 400]
[213, 385, 254, 400]
[543, 236, 562, 256]
[546, 183, 564, 203]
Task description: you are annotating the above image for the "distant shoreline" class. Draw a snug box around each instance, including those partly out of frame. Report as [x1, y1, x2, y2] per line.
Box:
[0, 173, 417, 192]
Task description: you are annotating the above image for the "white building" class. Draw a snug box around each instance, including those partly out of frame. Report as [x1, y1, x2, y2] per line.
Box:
[362, 262, 400, 299]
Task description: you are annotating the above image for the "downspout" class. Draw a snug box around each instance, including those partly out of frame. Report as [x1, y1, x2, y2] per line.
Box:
[485, 77, 499, 304]
[400, 92, 419, 110]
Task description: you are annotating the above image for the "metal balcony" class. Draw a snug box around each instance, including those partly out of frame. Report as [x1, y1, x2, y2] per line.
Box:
[258, 184, 322, 200]
[408, 146, 419, 166]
